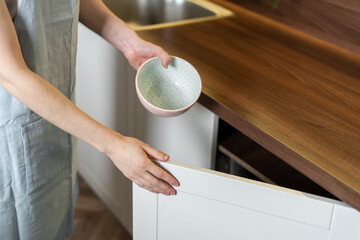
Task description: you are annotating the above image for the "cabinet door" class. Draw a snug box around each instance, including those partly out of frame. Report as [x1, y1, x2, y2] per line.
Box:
[133, 161, 360, 240]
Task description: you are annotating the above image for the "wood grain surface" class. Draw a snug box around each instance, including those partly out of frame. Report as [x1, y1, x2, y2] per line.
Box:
[227, 0, 360, 55]
[136, 0, 360, 211]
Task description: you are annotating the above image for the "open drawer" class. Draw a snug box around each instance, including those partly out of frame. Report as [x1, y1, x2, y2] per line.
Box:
[133, 161, 360, 240]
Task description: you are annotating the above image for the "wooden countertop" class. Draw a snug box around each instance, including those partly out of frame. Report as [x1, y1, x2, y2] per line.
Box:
[137, 0, 360, 211]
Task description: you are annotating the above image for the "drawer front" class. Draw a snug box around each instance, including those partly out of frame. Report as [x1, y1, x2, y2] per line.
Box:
[133, 161, 360, 240]
[162, 161, 334, 229]
[156, 191, 329, 240]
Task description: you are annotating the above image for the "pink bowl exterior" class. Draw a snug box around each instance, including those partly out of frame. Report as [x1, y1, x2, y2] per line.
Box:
[135, 85, 197, 117]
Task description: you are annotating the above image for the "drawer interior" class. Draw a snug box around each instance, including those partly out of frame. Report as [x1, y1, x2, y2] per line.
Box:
[215, 119, 337, 200]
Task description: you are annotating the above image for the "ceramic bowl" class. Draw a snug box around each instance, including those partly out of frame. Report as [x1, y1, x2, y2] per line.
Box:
[136, 56, 202, 117]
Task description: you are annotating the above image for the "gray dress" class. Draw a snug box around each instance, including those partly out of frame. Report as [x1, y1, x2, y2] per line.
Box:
[0, 0, 80, 239]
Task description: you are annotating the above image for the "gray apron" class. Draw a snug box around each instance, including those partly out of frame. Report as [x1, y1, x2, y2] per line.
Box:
[0, 0, 79, 239]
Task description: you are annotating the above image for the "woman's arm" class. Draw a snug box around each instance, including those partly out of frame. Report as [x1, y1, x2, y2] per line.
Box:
[0, 1, 178, 195]
[79, 0, 171, 70]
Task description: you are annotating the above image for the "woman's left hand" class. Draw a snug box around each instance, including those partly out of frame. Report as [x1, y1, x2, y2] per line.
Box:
[122, 36, 171, 70]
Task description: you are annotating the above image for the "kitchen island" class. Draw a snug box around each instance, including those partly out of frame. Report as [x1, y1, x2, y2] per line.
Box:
[135, 0, 360, 211]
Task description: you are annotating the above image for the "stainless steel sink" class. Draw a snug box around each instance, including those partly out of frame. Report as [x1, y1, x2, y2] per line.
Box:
[103, 0, 233, 30]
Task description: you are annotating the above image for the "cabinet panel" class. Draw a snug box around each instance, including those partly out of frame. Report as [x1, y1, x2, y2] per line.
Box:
[157, 191, 328, 240]
[160, 162, 333, 229]
[133, 182, 157, 240]
[329, 204, 360, 239]
[133, 161, 360, 240]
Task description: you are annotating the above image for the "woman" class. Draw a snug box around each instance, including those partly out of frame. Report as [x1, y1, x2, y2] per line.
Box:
[0, 0, 179, 239]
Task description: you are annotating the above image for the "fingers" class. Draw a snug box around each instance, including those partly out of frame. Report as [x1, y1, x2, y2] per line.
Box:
[141, 143, 179, 188]
[140, 172, 176, 195]
[147, 160, 179, 187]
[142, 143, 169, 161]
[131, 164, 176, 196]
[157, 47, 171, 68]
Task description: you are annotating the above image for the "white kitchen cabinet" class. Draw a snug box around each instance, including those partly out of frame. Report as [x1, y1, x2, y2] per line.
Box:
[76, 20, 359, 240]
[133, 161, 360, 240]
[76, 23, 218, 234]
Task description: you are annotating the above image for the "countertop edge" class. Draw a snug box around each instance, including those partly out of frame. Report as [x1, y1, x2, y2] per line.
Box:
[199, 93, 360, 211]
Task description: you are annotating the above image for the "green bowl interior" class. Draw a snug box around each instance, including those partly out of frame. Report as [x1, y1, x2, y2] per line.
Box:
[137, 57, 201, 110]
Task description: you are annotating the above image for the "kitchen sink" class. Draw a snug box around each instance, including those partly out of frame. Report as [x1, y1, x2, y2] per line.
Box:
[102, 0, 233, 30]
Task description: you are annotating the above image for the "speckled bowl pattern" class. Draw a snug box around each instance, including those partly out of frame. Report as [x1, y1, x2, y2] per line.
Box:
[136, 57, 202, 117]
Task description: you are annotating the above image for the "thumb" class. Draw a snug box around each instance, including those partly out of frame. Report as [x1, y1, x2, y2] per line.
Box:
[142, 144, 170, 162]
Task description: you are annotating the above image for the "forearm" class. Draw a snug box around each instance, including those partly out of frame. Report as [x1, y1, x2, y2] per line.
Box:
[79, 0, 137, 53]
[0, 68, 116, 154]
[79, 0, 170, 69]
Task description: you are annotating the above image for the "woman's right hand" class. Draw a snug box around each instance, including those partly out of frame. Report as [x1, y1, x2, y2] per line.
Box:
[104, 132, 179, 195]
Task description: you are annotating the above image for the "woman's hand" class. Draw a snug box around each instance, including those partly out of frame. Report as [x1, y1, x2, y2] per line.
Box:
[122, 36, 171, 70]
[105, 132, 179, 195]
